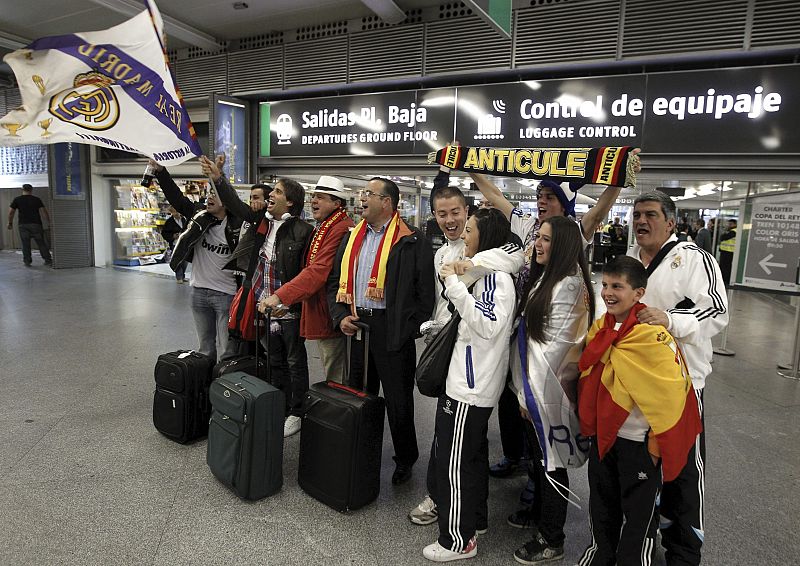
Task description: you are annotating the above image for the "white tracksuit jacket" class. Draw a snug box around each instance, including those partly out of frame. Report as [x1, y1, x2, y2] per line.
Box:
[432, 238, 524, 325]
[629, 235, 729, 389]
[442, 271, 517, 408]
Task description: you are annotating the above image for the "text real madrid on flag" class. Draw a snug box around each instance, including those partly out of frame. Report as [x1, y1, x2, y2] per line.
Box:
[0, 0, 202, 166]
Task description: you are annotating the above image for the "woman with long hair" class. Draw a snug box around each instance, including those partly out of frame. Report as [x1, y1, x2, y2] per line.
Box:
[510, 215, 596, 565]
[422, 208, 518, 563]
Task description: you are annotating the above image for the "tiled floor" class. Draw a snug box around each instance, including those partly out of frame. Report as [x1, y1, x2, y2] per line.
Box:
[0, 250, 797, 565]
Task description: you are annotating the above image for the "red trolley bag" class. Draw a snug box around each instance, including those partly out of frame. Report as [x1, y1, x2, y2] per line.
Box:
[298, 322, 386, 512]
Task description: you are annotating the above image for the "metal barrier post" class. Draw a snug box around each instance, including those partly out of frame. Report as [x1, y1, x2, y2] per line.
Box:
[777, 300, 800, 381]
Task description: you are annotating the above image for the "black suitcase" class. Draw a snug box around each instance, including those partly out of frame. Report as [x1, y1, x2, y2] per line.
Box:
[153, 350, 214, 443]
[298, 322, 386, 512]
[206, 312, 284, 500]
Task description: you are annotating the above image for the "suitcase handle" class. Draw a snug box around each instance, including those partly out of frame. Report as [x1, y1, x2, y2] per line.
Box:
[345, 321, 371, 394]
[254, 308, 271, 382]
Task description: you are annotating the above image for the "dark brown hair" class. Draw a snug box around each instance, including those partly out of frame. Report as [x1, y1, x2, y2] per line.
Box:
[471, 208, 511, 253]
[277, 178, 305, 216]
[603, 256, 647, 290]
[520, 216, 595, 343]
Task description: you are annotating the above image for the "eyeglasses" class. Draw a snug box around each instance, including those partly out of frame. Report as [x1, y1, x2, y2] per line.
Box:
[359, 189, 390, 199]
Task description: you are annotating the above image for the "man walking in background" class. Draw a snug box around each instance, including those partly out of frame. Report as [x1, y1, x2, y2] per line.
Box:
[7, 183, 52, 266]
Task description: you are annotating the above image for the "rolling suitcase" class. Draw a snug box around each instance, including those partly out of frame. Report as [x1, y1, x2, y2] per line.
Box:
[212, 353, 267, 380]
[207, 311, 284, 500]
[153, 350, 214, 443]
[298, 322, 386, 512]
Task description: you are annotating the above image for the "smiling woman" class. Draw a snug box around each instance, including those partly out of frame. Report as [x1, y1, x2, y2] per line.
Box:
[509, 214, 595, 564]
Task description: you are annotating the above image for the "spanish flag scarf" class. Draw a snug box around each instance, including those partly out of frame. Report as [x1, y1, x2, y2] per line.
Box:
[428, 144, 638, 188]
[337, 212, 411, 303]
[306, 207, 348, 267]
[577, 303, 702, 481]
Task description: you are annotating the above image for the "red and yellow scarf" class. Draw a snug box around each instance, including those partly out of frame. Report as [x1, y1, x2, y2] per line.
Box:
[337, 212, 411, 303]
[577, 302, 702, 482]
[306, 207, 348, 267]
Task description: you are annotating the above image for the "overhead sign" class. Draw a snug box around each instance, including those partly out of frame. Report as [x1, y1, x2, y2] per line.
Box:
[261, 89, 455, 157]
[739, 202, 800, 293]
[455, 75, 646, 149]
[643, 66, 800, 154]
[259, 64, 800, 158]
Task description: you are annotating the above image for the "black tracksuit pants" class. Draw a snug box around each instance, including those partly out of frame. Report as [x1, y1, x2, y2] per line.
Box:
[346, 311, 419, 467]
[578, 437, 661, 566]
[661, 388, 705, 566]
[427, 394, 492, 552]
[523, 419, 569, 548]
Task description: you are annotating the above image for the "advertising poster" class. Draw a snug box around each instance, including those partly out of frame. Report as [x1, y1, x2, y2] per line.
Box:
[52, 142, 84, 199]
[212, 96, 248, 184]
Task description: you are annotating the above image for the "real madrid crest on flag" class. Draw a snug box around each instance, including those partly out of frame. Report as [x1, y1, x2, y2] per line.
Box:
[0, 0, 202, 166]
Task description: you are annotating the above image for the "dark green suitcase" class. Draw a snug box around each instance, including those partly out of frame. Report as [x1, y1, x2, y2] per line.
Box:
[207, 372, 284, 500]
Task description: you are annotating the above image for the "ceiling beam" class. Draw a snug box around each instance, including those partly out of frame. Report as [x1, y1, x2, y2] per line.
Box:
[360, 0, 406, 25]
[87, 0, 225, 52]
[0, 30, 31, 50]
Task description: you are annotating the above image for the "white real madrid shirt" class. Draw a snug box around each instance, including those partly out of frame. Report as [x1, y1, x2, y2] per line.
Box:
[190, 218, 237, 295]
[628, 235, 729, 389]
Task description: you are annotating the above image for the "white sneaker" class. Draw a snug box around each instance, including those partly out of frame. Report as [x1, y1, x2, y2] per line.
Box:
[423, 537, 477, 562]
[284, 415, 301, 438]
[409, 495, 439, 525]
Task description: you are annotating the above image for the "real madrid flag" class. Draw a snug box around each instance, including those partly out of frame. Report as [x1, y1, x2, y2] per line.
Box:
[0, 0, 202, 166]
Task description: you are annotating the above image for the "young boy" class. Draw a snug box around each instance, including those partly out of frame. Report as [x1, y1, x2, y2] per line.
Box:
[576, 256, 702, 566]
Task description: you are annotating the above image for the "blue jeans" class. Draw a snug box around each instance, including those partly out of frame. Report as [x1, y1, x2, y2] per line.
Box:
[191, 287, 235, 362]
[18, 223, 52, 264]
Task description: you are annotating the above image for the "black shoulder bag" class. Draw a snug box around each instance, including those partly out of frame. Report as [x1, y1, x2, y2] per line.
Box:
[415, 281, 475, 398]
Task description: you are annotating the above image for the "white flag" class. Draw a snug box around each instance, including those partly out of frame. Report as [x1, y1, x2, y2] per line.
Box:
[0, 0, 202, 166]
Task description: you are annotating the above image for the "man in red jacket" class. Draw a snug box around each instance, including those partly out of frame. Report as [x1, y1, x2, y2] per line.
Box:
[260, 176, 355, 391]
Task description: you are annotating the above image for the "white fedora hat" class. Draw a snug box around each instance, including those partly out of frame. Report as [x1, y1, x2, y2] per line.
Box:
[314, 175, 350, 200]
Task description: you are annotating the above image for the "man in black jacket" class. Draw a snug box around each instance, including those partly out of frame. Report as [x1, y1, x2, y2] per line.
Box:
[201, 156, 313, 438]
[328, 177, 435, 485]
[152, 161, 243, 362]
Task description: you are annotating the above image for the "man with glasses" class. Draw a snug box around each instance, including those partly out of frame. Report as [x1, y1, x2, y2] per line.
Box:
[328, 177, 435, 485]
[259, 176, 355, 385]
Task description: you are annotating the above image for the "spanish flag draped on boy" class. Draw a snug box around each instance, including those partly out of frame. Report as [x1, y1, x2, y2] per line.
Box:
[577, 302, 702, 481]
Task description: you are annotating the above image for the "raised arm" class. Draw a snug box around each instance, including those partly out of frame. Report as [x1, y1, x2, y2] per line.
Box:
[153, 164, 196, 219]
[468, 172, 514, 219]
[580, 148, 641, 242]
[199, 155, 257, 222]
